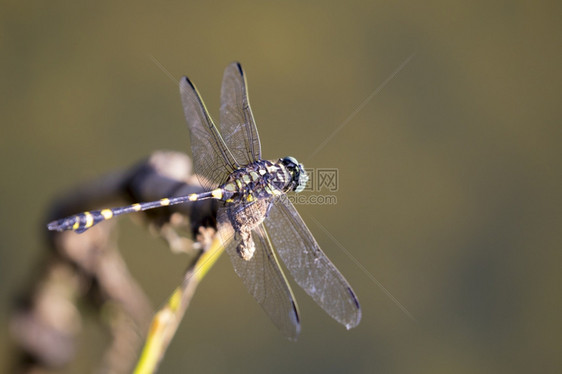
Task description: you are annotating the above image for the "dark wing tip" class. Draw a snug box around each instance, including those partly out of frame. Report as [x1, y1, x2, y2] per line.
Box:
[180, 76, 196, 90]
[234, 61, 243, 76]
[348, 287, 361, 310]
[291, 300, 301, 324]
[346, 287, 362, 328]
[287, 300, 301, 341]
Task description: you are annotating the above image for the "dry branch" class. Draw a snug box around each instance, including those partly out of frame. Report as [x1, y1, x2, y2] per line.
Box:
[10, 151, 218, 374]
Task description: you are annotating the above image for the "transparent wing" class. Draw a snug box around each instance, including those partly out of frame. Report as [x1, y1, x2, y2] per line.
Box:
[180, 76, 239, 190]
[264, 197, 361, 329]
[219, 62, 261, 166]
[217, 205, 301, 340]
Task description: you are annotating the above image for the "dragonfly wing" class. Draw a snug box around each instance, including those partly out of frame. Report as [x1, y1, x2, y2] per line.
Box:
[218, 206, 301, 340]
[219, 62, 262, 165]
[179, 76, 239, 190]
[264, 197, 361, 329]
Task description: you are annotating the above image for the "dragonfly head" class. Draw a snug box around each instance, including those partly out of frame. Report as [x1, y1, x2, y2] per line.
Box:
[281, 156, 309, 193]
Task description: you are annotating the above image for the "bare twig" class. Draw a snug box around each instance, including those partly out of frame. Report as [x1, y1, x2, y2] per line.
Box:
[10, 151, 219, 374]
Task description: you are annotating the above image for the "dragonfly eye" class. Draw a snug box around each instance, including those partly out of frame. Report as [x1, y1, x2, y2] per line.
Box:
[294, 166, 309, 193]
[281, 156, 298, 168]
[281, 156, 308, 193]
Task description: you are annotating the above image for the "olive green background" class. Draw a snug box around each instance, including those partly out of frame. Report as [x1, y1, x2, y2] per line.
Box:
[1, 1, 560, 373]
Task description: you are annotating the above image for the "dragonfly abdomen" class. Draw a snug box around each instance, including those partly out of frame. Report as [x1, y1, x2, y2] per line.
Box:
[47, 192, 219, 233]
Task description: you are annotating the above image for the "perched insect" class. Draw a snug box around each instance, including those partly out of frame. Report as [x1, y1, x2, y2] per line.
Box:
[48, 62, 361, 339]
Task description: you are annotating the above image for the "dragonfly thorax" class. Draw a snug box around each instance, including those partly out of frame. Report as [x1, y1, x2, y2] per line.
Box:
[220, 159, 306, 202]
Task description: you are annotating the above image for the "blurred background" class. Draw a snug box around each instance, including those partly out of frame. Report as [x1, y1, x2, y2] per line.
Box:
[1, 1, 560, 373]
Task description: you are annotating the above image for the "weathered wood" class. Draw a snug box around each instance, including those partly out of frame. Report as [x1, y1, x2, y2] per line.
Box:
[10, 151, 218, 374]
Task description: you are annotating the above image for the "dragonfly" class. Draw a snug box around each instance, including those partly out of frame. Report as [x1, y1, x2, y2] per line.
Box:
[48, 62, 361, 339]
